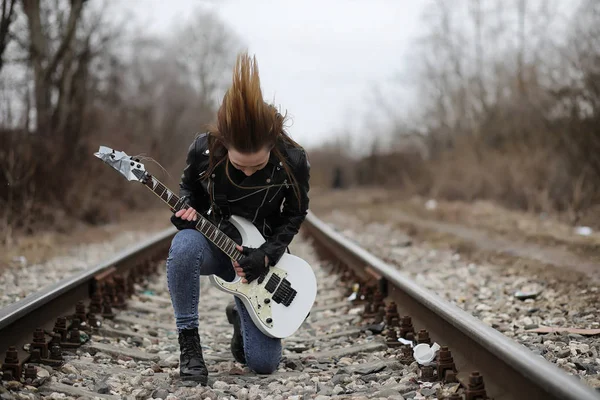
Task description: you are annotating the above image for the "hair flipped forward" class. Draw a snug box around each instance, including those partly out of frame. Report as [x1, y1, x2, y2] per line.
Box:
[204, 52, 303, 208]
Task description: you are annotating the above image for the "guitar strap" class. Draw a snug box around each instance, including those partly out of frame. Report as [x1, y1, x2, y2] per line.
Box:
[213, 193, 231, 219]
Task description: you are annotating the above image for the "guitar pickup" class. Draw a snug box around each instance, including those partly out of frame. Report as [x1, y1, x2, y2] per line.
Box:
[264, 274, 281, 293]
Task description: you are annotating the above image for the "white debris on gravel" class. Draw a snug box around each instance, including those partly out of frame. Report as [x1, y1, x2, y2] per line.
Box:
[322, 210, 600, 390]
[0, 230, 166, 308]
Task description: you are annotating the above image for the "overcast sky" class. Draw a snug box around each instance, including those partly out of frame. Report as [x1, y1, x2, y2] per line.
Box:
[115, 0, 428, 148]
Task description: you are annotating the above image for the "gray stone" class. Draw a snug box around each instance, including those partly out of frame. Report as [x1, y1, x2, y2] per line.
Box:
[130, 375, 143, 386]
[373, 389, 404, 398]
[95, 381, 111, 394]
[85, 343, 161, 363]
[212, 380, 229, 391]
[332, 385, 344, 395]
[40, 383, 118, 399]
[133, 389, 152, 400]
[3, 382, 21, 391]
[420, 387, 436, 396]
[397, 384, 420, 394]
[404, 391, 417, 399]
[574, 361, 597, 375]
[353, 361, 387, 375]
[284, 359, 304, 371]
[248, 385, 261, 400]
[359, 373, 380, 383]
[331, 374, 347, 385]
[237, 388, 249, 400]
[317, 384, 333, 396]
[158, 355, 179, 368]
[557, 348, 571, 358]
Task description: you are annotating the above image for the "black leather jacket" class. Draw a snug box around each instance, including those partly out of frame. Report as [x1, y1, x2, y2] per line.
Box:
[176, 133, 310, 266]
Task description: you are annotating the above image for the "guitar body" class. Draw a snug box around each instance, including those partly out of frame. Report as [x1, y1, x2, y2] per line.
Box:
[209, 215, 317, 339]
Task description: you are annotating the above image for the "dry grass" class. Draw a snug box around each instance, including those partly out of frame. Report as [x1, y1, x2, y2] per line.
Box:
[0, 208, 172, 271]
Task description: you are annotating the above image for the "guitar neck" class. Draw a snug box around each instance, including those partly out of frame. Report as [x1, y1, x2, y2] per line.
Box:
[142, 173, 242, 262]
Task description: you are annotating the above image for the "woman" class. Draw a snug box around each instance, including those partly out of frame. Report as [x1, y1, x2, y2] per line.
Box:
[166, 52, 310, 385]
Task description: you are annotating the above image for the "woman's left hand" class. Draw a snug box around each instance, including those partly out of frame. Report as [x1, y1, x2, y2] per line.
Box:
[234, 245, 269, 284]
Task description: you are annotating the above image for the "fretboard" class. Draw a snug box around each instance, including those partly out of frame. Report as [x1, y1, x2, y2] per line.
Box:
[142, 173, 243, 261]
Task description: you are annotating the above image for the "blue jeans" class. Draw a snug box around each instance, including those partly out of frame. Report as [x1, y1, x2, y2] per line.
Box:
[166, 229, 282, 374]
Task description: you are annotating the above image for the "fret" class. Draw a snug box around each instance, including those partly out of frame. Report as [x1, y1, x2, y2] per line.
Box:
[161, 189, 171, 202]
[168, 195, 179, 209]
[157, 183, 167, 197]
[227, 242, 236, 257]
[201, 223, 210, 236]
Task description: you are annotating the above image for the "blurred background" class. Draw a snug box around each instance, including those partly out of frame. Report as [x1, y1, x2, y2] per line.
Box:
[1, 0, 599, 244]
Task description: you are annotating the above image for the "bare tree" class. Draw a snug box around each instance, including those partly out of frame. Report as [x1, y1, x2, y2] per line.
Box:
[352, 0, 600, 216]
[0, 0, 16, 73]
[21, 0, 85, 134]
[168, 8, 243, 115]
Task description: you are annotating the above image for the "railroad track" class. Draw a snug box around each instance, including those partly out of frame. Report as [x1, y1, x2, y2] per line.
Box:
[1, 212, 599, 400]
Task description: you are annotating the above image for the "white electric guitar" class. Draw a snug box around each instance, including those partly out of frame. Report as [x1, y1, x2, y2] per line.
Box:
[95, 146, 317, 339]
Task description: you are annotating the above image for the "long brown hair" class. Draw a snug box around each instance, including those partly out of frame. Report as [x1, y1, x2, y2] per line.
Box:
[205, 52, 304, 207]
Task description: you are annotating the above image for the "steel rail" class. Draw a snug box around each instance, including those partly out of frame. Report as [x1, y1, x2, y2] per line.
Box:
[0, 227, 176, 358]
[303, 211, 600, 400]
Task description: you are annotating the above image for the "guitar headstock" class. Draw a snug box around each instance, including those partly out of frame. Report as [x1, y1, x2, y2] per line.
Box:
[94, 146, 148, 183]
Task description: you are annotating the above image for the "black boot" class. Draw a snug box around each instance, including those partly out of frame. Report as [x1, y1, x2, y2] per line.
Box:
[226, 302, 246, 364]
[178, 328, 208, 385]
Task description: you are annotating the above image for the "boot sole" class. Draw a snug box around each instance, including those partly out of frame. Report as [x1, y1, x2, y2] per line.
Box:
[180, 374, 208, 385]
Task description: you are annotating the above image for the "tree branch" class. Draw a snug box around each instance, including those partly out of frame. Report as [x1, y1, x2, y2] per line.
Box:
[0, 0, 17, 72]
[44, 0, 84, 82]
